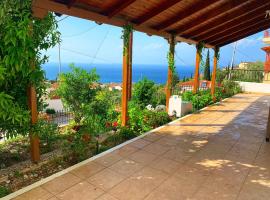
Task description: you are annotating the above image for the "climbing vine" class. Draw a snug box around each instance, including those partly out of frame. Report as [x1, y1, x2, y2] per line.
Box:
[121, 24, 133, 55]
[0, 0, 60, 138]
[215, 47, 220, 63]
[166, 35, 179, 88]
[197, 41, 205, 71]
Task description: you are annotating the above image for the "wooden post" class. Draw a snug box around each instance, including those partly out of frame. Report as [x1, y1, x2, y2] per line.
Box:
[28, 85, 40, 162]
[211, 47, 218, 101]
[193, 46, 201, 94]
[121, 29, 131, 126]
[266, 106, 270, 142]
[166, 35, 175, 112]
[128, 31, 133, 100]
[28, 22, 40, 163]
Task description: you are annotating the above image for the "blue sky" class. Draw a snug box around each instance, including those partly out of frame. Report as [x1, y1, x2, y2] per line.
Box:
[46, 15, 267, 67]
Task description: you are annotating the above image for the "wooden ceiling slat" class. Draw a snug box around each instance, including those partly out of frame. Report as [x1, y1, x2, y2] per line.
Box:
[33, 0, 214, 48]
[132, 0, 182, 25]
[218, 24, 270, 46]
[174, 0, 249, 35]
[67, 0, 76, 8]
[154, 0, 219, 31]
[184, 0, 270, 39]
[198, 14, 266, 42]
[102, 0, 137, 18]
[212, 20, 270, 45]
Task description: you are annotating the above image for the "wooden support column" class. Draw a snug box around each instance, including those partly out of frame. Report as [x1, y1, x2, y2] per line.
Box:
[193, 46, 200, 94]
[266, 106, 270, 142]
[128, 31, 133, 100]
[28, 22, 40, 163]
[211, 47, 218, 101]
[121, 29, 132, 126]
[166, 35, 175, 112]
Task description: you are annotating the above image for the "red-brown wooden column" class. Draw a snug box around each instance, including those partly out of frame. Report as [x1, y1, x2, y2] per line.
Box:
[266, 106, 270, 142]
[211, 47, 218, 101]
[128, 31, 133, 100]
[166, 35, 175, 112]
[28, 22, 40, 163]
[193, 46, 201, 94]
[121, 30, 132, 126]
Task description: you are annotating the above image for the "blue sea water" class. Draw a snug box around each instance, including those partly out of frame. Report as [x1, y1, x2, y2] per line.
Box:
[42, 63, 197, 84]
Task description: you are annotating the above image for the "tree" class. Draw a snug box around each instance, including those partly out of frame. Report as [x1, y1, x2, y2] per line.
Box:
[133, 77, 156, 108]
[203, 49, 211, 81]
[0, 0, 60, 138]
[56, 64, 100, 123]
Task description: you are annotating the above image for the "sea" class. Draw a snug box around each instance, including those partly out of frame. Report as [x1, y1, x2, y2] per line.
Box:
[42, 63, 198, 84]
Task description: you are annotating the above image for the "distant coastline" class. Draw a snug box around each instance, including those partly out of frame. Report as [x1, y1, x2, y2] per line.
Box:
[42, 63, 205, 84]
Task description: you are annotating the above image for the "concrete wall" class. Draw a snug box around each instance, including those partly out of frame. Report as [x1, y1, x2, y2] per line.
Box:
[237, 81, 270, 94]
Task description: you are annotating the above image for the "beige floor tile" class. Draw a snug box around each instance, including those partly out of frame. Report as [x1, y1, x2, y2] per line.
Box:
[13, 187, 53, 200]
[154, 137, 179, 147]
[56, 181, 104, 200]
[142, 133, 163, 142]
[109, 158, 144, 177]
[192, 175, 242, 200]
[96, 193, 118, 200]
[70, 161, 105, 179]
[129, 138, 151, 149]
[142, 143, 170, 155]
[129, 149, 157, 165]
[114, 145, 139, 157]
[48, 197, 59, 200]
[95, 151, 123, 167]
[109, 167, 168, 200]
[41, 173, 81, 195]
[148, 157, 181, 174]
[87, 168, 125, 191]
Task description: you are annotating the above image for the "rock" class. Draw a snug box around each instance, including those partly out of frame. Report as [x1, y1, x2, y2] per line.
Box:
[6, 180, 10, 184]
[33, 174, 38, 178]
[155, 105, 166, 112]
[23, 174, 28, 179]
[146, 104, 154, 111]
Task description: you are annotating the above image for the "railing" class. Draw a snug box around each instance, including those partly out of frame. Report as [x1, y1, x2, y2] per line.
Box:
[172, 85, 210, 95]
[48, 109, 73, 126]
[228, 69, 264, 83]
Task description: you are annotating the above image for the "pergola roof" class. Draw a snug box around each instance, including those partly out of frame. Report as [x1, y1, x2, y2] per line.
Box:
[33, 0, 270, 47]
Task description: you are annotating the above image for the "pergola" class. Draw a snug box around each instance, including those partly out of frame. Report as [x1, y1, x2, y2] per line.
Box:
[29, 0, 270, 162]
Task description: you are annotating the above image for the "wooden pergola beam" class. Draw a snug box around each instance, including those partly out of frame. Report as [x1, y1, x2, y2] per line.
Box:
[216, 24, 270, 47]
[67, 0, 77, 8]
[204, 17, 268, 44]
[212, 20, 270, 46]
[103, 0, 136, 18]
[174, 0, 249, 35]
[166, 35, 175, 112]
[193, 46, 201, 94]
[133, 0, 182, 25]
[32, 0, 214, 48]
[188, 1, 270, 40]
[154, 0, 219, 31]
[211, 47, 218, 101]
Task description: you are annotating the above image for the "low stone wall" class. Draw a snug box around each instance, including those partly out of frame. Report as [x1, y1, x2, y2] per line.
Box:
[237, 81, 270, 94]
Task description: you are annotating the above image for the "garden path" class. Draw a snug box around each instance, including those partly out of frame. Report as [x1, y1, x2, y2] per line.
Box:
[10, 93, 270, 200]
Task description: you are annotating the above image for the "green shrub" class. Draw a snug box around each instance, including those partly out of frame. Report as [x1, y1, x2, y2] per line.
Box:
[0, 186, 10, 198]
[144, 110, 171, 128]
[221, 80, 242, 97]
[182, 90, 213, 111]
[119, 126, 138, 140]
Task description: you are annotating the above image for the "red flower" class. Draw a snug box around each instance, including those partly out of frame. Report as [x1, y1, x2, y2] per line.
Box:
[112, 121, 118, 127]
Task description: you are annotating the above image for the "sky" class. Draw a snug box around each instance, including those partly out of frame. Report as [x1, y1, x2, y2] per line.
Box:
[46, 15, 267, 68]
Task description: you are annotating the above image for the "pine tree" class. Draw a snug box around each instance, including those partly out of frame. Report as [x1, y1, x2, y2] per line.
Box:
[204, 49, 211, 81]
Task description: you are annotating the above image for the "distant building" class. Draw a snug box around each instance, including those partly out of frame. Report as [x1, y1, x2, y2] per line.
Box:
[108, 83, 122, 91]
[178, 80, 212, 91]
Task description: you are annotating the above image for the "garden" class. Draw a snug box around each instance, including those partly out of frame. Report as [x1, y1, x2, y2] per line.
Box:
[0, 0, 242, 198]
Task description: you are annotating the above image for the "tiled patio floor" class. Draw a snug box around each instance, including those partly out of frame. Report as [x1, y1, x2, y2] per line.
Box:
[11, 93, 270, 200]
